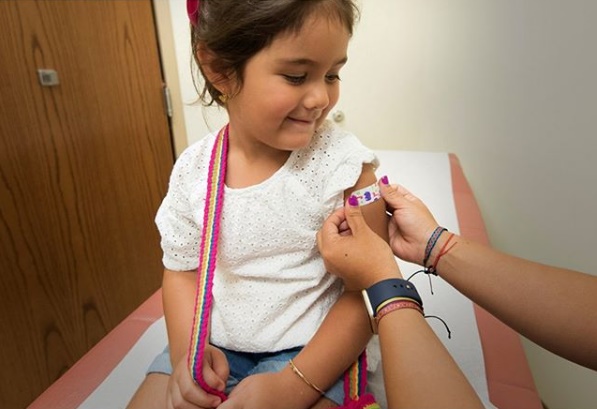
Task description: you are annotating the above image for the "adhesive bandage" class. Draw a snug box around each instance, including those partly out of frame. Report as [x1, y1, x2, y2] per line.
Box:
[350, 182, 381, 206]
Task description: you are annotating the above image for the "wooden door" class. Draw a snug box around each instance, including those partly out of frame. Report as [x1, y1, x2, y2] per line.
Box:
[0, 1, 174, 407]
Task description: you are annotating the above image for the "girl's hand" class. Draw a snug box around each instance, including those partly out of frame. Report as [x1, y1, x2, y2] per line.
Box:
[218, 369, 322, 409]
[217, 373, 290, 409]
[166, 345, 229, 409]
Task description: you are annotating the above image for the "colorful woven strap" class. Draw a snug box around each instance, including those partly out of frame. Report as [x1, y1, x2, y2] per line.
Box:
[342, 354, 380, 408]
[187, 124, 377, 407]
[188, 125, 229, 400]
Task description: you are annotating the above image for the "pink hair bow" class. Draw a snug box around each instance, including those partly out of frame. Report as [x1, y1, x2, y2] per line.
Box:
[187, 0, 200, 26]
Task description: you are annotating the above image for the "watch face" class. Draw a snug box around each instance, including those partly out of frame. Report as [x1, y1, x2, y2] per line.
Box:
[362, 289, 378, 334]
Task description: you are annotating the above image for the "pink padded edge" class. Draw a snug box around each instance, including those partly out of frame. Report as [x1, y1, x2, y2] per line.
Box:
[449, 154, 542, 409]
[29, 154, 543, 409]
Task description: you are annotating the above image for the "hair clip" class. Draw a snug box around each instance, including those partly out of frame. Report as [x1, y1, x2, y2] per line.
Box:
[187, 0, 200, 27]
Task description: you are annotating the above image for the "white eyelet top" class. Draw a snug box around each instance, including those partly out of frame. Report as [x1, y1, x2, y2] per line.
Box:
[156, 121, 378, 352]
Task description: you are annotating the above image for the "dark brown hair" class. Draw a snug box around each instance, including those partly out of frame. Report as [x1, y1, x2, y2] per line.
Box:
[191, 0, 360, 106]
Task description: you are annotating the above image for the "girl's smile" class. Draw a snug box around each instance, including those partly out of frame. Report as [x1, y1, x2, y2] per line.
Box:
[226, 15, 350, 157]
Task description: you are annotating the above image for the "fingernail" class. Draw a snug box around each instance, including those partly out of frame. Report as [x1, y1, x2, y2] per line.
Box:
[380, 175, 389, 185]
[348, 195, 359, 207]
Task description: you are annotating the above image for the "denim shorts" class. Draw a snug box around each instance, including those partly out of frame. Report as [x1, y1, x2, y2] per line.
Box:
[147, 345, 344, 404]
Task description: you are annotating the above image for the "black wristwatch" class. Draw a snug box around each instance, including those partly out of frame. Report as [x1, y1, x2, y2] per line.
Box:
[362, 278, 422, 333]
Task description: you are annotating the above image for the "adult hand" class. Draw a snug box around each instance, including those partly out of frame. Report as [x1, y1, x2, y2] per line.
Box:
[166, 345, 229, 409]
[380, 180, 440, 265]
[317, 198, 401, 290]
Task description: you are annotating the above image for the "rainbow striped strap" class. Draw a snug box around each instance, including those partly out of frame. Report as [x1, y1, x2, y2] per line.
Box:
[188, 125, 228, 401]
[186, 124, 376, 406]
[342, 353, 380, 408]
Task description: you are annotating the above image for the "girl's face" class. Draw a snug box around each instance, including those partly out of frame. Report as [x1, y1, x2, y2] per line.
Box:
[226, 15, 350, 153]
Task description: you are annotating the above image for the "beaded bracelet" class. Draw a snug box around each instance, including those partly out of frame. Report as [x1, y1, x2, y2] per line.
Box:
[288, 358, 325, 395]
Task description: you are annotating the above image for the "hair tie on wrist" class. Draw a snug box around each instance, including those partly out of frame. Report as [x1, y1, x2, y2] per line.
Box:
[187, 0, 200, 27]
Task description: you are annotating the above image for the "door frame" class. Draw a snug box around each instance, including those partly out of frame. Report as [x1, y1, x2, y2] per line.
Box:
[153, 0, 188, 156]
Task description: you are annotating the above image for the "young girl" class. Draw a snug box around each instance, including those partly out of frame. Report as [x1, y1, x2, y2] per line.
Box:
[127, 1, 388, 408]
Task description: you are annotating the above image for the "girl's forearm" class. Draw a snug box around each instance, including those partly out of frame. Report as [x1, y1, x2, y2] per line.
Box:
[162, 268, 198, 365]
[291, 291, 372, 394]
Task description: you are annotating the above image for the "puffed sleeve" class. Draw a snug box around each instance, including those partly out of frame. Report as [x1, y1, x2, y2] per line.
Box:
[155, 139, 211, 271]
[319, 127, 378, 214]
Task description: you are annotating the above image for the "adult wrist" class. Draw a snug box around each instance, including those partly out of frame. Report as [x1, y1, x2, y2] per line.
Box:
[422, 226, 447, 266]
[362, 278, 423, 333]
[427, 232, 459, 272]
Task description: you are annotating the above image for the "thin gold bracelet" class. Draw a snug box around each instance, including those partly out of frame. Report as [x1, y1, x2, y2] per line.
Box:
[288, 358, 325, 395]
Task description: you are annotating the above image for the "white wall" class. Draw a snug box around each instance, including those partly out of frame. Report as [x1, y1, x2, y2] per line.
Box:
[160, 1, 597, 408]
[341, 3, 597, 407]
[165, 0, 227, 144]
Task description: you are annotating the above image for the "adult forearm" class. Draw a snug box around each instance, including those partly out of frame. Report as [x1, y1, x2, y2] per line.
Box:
[434, 235, 597, 369]
[378, 308, 483, 408]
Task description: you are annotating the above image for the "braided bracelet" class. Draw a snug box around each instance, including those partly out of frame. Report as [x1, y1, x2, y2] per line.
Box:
[423, 227, 447, 266]
[427, 233, 457, 275]
[376, 296, 422, 315]
[376, 300, 424, 327]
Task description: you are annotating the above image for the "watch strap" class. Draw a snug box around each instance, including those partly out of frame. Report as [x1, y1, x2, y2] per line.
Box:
[365, 278, 422, 314]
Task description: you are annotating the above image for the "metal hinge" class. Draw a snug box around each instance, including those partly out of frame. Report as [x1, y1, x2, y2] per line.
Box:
[162, 84, 173, 118]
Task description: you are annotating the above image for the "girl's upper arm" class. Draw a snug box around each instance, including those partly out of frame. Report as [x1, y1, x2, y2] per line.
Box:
[344, 163, 389, 243]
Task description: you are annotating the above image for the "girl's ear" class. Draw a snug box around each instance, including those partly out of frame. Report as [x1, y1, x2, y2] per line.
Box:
[196, 45, 237, 96]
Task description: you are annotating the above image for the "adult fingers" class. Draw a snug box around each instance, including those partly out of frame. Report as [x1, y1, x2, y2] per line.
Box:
[324, 206, 347, 231]
[379, 181, 405, 211]
[343, 196, 368, 234]
[316, 206, 345, 249]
